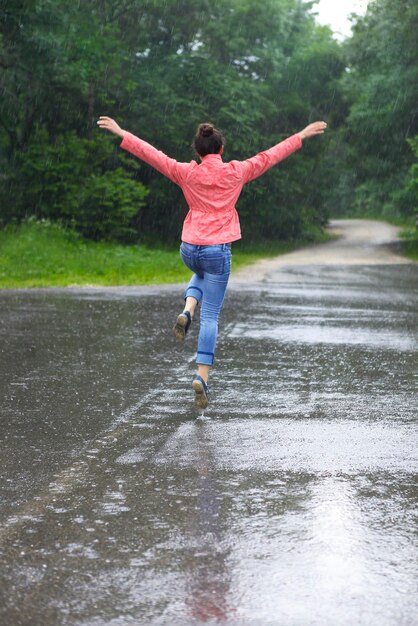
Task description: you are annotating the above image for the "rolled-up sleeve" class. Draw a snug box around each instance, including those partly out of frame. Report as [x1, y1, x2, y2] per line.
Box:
[120, 131, 189, 185]
[240, 133, 302, 184]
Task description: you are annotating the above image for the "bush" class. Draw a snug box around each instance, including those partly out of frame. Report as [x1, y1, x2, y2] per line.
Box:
[2, 129, 148, 241]
[406, 136, 418, 214]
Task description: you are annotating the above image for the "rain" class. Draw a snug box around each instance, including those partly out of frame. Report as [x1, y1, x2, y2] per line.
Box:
[1, 0, 418, 624]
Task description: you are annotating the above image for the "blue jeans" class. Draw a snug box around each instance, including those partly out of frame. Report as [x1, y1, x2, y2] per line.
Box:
[180, 242, 231, 366]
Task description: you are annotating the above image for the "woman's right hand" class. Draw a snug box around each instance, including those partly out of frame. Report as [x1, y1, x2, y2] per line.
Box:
[97, 116, 126, 138]
[298, 121, 327, 140]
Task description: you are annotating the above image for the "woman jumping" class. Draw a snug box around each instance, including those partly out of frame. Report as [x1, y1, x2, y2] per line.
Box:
[97, 116, 327, 408]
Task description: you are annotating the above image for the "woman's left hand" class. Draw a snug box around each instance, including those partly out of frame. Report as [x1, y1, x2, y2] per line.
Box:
[97, 116, 126, 138]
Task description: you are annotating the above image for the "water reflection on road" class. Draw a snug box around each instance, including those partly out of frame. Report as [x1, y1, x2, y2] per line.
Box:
[185, 424, 233, 623]
[0, 265, 417, 625]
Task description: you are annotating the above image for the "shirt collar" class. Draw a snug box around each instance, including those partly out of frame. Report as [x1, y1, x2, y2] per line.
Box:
[200, 153, 223, 162]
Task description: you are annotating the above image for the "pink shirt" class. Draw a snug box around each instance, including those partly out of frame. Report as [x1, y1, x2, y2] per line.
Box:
[120, 131, 302, 245]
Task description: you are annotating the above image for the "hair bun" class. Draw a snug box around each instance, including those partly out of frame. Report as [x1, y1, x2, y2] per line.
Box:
[199, 123, 214, 138]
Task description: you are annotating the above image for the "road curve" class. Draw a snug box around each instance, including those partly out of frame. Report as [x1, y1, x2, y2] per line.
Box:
[232, 219, 412, 283]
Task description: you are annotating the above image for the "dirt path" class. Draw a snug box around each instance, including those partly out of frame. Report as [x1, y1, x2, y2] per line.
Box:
[232, 219, 412, 283]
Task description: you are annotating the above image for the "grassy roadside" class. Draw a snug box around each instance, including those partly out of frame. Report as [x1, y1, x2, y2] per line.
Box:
[0, 220, 333, 289]
[378, 215, 418, 259]
[398, 225, 418, 261]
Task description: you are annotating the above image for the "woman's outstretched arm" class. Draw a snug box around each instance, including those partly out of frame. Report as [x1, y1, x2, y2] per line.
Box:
[240, 121, 327, 184]
[97, 116, 189, 185]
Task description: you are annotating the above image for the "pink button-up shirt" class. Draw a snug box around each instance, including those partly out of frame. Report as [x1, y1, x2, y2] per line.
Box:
[120, 131, 302, 245]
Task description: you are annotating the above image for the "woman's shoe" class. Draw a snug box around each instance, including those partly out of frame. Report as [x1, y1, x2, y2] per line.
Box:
[192, 374, 209, 409]
[173, 310, 191, 342]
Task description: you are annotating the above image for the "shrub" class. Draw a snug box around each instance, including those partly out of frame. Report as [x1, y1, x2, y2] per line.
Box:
[3, 129, 148, 241]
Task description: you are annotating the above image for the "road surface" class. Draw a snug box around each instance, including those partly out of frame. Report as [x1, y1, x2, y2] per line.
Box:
[0, 220, 417, 626]
[232, 219, 410, 283]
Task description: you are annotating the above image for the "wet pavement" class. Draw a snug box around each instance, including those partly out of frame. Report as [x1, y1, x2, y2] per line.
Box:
[0, 263, 417, 625]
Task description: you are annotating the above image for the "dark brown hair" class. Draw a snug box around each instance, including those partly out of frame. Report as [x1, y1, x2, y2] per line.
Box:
[192, 123, 225, 157]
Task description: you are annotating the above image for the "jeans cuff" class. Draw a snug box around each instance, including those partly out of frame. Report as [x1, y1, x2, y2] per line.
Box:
[184, 286, 203, 302]
[196, 351, 214, 366]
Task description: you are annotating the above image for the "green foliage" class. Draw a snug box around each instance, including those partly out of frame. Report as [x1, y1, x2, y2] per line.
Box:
[2, 129, 147, 240]
[0, 0, 344, 243]
[395, 134, 418, 259]
[398, 227, 418, 261]
[333, 0, 418, 217]
[2, 0, 416, 260]
[78, 168, 148, 241]
[406, 136, 418, 211]
[119, 0, 344, 241]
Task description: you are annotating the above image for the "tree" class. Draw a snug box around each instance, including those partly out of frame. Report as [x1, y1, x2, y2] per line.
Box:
[0, 0, 344, 242]
[331, 0, 418, 218]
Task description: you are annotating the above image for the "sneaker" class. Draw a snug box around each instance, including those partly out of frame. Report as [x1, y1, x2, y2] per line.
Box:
[192, 374, 209, 409]
[173, 310, 191, 342]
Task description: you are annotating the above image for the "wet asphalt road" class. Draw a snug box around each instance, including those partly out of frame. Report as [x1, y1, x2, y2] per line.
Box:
[0, 263, 417, 626]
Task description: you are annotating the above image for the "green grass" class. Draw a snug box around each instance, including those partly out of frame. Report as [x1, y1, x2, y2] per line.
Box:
[0, 220, 334, 289]
[398, 225, 418, 260]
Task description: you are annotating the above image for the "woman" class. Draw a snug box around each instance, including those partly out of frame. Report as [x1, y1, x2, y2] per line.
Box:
[97, 116, 327, 408]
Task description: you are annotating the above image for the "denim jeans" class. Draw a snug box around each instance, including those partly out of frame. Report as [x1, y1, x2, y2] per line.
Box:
[180, 242, 231, 366]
